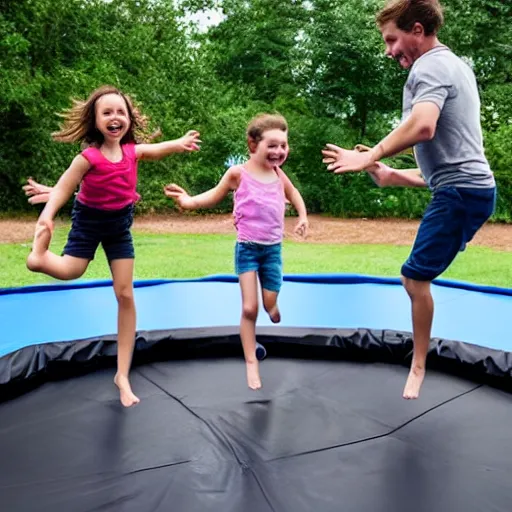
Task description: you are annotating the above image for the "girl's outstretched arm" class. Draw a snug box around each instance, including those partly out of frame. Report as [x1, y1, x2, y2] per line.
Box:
[38, 155, 90, 224]
[164, 167, 240, 210]
[136, 130, 201, 160]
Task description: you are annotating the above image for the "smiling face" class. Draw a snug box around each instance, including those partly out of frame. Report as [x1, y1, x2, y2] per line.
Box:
[94, 93, 131, 142]
[252, 128, 289, 169]
[380, 20, 426, 69]
[376, 0, 444, 69]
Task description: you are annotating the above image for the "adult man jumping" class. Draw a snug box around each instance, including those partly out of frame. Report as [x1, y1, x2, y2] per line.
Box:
[322, 0, 496, 399]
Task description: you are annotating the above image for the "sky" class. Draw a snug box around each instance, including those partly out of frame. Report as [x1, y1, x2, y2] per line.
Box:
[185, 7, 225, 32]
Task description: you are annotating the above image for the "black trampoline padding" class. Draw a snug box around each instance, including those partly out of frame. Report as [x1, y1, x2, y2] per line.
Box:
[1, 356, 512, 512]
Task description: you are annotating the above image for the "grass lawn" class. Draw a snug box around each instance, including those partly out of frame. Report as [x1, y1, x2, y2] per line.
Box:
[1, 226, 511, 289]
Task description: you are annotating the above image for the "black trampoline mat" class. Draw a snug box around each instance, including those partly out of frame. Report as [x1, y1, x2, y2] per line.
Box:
[2, 357, 512, 512]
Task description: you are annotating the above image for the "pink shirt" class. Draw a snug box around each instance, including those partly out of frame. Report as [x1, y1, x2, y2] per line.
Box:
[233, 167, 286, 244]
[77, 143, 140, 210]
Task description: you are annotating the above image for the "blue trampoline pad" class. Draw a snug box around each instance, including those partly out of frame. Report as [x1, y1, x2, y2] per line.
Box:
[1, 274, 511, 358]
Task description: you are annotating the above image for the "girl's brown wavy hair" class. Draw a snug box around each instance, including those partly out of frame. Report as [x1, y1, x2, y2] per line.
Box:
[51, 85, 160, 146]
[246, 113, 288, 147]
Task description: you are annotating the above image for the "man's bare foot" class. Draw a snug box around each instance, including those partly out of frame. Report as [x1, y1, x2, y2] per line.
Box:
[268, 305, 281, 324]
[114, 373, 140, 407]
[26, 221, 53, 272]
[246, 361, 262, 390]
[403, 366, 426, 400]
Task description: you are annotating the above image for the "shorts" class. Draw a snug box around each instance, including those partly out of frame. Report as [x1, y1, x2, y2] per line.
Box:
[62, 200, 135, 262]
[402, 186, 496, 281]
[235, 241, 283, 292]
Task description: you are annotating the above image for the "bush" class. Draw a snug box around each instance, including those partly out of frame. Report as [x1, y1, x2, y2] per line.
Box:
[484, 124, 512, 222]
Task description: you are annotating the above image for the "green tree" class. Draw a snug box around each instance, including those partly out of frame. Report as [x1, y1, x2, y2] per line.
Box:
[299, 0, 405, 139]
[205, 0, 308, 103]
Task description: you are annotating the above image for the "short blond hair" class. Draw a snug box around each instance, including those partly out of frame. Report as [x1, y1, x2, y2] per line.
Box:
[376, 0, 444, 36]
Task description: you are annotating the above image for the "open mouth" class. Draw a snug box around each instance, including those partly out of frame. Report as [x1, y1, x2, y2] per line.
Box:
[394, 53, 407, 66]
[107, 123, 123, 135]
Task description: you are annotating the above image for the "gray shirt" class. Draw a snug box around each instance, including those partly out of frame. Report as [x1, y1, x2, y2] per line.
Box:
[402, 46, 495, 190]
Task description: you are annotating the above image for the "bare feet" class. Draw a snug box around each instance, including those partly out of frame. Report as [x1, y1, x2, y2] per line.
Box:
[246, 361, 262, 390]
[26, 220, 53, 272]
[114, 373, 140, 407]
[403, 366, 426, 400]
[268, 305, 281, 324]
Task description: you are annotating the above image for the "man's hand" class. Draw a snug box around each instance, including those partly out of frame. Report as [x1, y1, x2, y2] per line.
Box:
[367, 162, 395, 187]
[321, 144, 377, 173]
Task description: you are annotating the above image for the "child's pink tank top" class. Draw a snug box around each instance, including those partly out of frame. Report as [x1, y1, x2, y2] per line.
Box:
[233, 167, 285, 244]
[77, 142, 140, 210]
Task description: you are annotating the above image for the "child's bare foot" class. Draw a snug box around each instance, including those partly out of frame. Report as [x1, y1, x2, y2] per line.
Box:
[403, 366, 426, 400]
[246, 361, 262, 390]
[26, 221, 53, 272]
[114, 373, 140, 407]
[268, 305, 281, 324]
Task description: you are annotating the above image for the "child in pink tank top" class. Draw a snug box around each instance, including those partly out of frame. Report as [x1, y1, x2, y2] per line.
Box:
[164, 113, 309, 390]
[26, 85, 201, 407]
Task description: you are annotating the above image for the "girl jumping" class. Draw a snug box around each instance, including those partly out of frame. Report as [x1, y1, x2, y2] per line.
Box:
[164, 113, 308, 390]
[27, 85, 201, 407]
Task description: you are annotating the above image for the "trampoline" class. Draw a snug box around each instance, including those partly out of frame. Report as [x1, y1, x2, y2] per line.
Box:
[1, 274, 512, 512]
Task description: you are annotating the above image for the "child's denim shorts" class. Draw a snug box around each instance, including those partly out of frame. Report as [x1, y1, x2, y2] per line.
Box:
[402, 186, 496, 281]
[62, 200, 135, 262]
[235, 241, 283, 292]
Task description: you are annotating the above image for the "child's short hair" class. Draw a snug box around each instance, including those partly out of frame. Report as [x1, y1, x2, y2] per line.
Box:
[246, 113, 288, 145]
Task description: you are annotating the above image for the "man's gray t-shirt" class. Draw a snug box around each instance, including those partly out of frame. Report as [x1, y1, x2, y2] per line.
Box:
[402, 46, 495, 190]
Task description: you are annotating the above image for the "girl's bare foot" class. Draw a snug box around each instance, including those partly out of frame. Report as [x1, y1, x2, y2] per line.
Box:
[246, 361, 262, 390]
[114, 373, 140, 407]
[26, 221, 53, 272]
[268, 305, 281, 324]
[403, 366, 426, 399]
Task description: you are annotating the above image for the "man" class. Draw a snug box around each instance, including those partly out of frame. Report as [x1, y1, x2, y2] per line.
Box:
[322, 0, 496, 399]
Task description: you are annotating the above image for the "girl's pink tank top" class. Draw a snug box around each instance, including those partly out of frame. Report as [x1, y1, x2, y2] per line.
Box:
[233, 167, 285, 244]
[77, 143, 140, 210]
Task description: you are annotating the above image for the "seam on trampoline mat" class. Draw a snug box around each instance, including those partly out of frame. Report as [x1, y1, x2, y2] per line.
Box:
[0, 460, 192, 492]
[121, 460, 191, 476]
[386, 383, 483, 436]
[268, 384, 483, 462]
[137, 367, 245, 466]
[249, 469, 279, 512]
[138, 367, 285, 512]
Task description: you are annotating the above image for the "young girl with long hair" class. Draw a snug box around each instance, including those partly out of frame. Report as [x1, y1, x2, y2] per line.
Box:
[27, 85, 201, 407]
